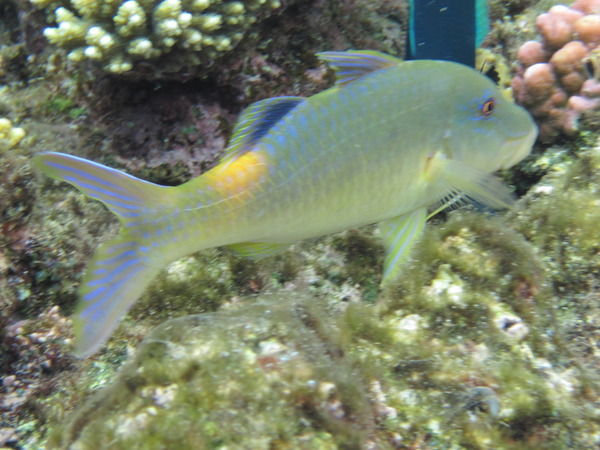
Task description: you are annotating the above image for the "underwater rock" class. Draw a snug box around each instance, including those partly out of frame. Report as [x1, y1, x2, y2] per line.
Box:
[51, 130, 600, 447]
[9, 131, 600, 450]
[0, 306, 73, 447]
[512, 137, 600, 300]
[369, 139, 600, 447]
[56, 294, 379, 449]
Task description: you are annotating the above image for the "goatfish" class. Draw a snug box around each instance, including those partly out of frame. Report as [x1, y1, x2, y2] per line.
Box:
[34, 50, 537, 357]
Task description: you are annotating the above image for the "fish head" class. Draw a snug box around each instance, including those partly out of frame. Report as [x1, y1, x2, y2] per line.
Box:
[441, 63, 538, 172]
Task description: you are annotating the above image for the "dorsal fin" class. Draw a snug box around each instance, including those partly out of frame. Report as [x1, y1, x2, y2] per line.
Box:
[222, 96, 305, 163]
[316, 50, 402, 86]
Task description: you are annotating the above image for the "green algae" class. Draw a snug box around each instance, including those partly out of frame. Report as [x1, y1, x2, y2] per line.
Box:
[367, 142, 600, 448]
[42, 95, 88, 120]
[53, 294, 378, 449]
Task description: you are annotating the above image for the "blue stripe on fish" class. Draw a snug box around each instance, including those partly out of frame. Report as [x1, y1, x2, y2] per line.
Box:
[61, 176, 138, 203]
[91, 197, 140, 211]
[316, 51, 400, 86]
[33, 152, 165, 224]
[43, 161, 132, 194]
[106, 241, 137, 253]
[380, 208, 427, 282]
[222, 97, 304, 163]
[87, 257, 142, 287]
[79, 266, 144, 322]
[97, 249, 137, 265]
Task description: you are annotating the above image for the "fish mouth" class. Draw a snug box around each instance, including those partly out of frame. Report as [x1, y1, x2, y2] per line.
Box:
[499, 126, 537, 169]
[498, 107, 538, 169]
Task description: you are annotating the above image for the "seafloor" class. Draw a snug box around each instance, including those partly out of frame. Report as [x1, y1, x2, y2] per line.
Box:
[1, 0, 599, 449]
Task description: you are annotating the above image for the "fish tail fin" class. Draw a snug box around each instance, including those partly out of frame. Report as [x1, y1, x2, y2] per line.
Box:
[73, 233, 163, 357]
[34, 152, 171, 357]
[33, 152, 165, 226]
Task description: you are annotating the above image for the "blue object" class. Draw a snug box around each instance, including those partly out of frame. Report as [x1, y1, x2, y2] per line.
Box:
[408, 0, 489, 67]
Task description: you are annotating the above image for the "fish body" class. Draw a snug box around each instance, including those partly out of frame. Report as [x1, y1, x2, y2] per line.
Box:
[35, 51, 537, 356]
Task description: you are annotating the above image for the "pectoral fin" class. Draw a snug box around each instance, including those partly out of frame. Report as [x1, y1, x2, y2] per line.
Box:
[380, 208, 427, 285]
[428, 157, 517, 220]
[443, 159, 515, 210]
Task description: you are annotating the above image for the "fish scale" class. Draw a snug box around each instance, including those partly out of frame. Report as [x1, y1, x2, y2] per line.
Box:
[34, 50, 537, 356]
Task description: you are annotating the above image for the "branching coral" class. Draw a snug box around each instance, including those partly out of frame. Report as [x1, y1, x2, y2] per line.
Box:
[512, 0, 600, 141]
[29, 0, 283, 78]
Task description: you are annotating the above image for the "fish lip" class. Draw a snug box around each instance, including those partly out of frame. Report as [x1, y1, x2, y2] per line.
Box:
[500, 128, 537, 169]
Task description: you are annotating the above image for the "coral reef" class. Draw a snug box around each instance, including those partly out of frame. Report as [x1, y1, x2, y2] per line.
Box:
[512, 0, 600, 141]
[0, 117, 25, 151]
[1, 0, 600, 448]
[29, 0, 284, 79]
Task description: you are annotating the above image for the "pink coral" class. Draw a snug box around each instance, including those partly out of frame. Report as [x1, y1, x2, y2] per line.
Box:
[517, 41, 548, 68]
[571, 0, 600, 15]
[535, 9, 580, 50]
[512, 1, 600, 141]
[521, 63, 556, 100]
[574, 14, 600, 46]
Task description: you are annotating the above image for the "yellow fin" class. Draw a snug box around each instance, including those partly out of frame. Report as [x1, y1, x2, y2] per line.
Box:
[33, 152, 172, 357]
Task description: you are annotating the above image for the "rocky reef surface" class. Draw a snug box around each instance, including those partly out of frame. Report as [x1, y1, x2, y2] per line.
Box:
[1, 0, 599, 448]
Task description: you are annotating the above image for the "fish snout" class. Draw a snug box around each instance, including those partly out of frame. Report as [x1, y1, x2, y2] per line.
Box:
[499, 122, 537, 170]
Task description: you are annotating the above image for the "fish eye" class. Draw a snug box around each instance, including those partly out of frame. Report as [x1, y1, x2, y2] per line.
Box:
[481, 98, 495, 116]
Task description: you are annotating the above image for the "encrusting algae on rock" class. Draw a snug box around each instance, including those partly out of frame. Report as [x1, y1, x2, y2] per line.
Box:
[52, 294, 379, 449]
[34, 50, 537, 357]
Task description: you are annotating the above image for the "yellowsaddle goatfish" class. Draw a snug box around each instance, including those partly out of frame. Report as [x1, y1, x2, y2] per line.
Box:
[34, 50, 537, 357]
